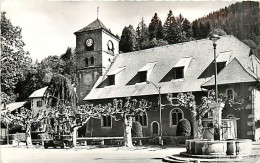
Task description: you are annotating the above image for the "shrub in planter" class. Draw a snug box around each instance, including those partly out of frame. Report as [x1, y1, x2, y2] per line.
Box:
[176, 119, 191, 137]
[131, 121, 143, 137]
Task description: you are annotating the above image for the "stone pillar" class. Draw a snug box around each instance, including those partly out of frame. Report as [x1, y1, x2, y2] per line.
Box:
[209, 102, 225, 140]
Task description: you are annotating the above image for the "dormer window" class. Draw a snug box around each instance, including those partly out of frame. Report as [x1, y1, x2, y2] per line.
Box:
[217, 62, 226, 73]
[160, 58, 192, 82]
[173, 67, 184, 79]
[108, 75, 115, 86]
[139, 71, 147, 82]
[216, 51, 232, 73]
[137, 62, 157, 83]
[102, 67, 126, 87]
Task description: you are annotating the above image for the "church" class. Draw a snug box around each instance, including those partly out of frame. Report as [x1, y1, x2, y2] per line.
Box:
[74, 18, 260, 141]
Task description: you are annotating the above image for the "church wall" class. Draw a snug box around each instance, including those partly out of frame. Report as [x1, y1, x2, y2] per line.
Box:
[84, 92, 206, 137]
[253, 87, 260, 141]
[84, 84, 256, 140]
[218, 83, 255, 139]
[102, 30, 119, 55]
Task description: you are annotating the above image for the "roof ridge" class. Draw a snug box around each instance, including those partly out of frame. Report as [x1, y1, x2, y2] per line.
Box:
[119, 35, 236, 56]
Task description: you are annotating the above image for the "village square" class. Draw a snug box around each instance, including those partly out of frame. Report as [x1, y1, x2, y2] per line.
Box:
[1, 1, 260, 163]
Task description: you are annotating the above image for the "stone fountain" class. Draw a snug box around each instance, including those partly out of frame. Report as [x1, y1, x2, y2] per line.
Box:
[184, 102, 252, 158]
[163, 102, 253, 163]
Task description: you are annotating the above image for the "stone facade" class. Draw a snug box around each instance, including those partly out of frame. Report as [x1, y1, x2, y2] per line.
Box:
[75, 26, 119, 104]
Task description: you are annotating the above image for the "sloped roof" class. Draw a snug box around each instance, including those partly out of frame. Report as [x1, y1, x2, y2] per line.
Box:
[202, 58, 259, 87]
[1, 101, 27, 113]
[74, 19, 118, 39]
[84, 35, 257, 101]
[29, 86, 48, 98]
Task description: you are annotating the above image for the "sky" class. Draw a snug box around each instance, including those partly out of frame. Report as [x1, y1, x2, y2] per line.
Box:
[1, 0, 237, 61]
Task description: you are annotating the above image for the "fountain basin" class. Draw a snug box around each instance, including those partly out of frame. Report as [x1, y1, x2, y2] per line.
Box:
[186, 139, 252, 156]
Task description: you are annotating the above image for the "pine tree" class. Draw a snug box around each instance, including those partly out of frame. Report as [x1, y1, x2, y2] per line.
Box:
[163, 10, 177, 44]
[119, 25, 137, 53]
[136, 17, 149, 50]
[148, 13, 163, 40]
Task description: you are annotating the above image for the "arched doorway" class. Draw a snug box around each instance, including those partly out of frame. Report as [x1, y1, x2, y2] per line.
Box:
[169, 108, 184, 135]
[151, 121, 159, 135]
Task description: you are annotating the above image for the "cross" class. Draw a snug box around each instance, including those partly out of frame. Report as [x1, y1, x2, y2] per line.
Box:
[97, 7, 99, 19]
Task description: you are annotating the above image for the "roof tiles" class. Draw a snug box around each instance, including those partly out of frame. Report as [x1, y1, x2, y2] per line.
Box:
[84, 35, 258, 101]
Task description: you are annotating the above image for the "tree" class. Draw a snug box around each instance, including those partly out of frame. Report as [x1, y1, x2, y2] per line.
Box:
[60, 47, 76, 83]
[208, 28, 227, 37]
[148, 13, 163, 40]
[1, 107, 38, 146]
[148, 38, 168, 49]
[243, 39, 260, 58]
[163, 10, 177, 44]
[136, 17, 150, 50]
[44, 74, 77, 107]
[167, 90, 244, 139]
[119, 25, 138, 53]
[1, 12, 32, 103]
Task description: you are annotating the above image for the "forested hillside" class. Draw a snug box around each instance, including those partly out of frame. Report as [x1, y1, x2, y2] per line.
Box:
[119, 1, 259, 58]
[192, 1, 259, 58]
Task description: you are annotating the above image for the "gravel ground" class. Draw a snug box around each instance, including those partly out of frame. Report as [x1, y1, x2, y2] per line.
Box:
[1, 142, 260, 163]
[0, 144, 185, 163]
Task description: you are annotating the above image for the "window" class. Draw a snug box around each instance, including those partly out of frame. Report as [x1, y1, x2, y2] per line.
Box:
[90, 57, 94, 66]
[85, 58, 89, 67]
[135, 113, 147, 126]
[170, 108, 183, 126]
[151, 121, 159, 135]
[173, 67, 184, 79]
[101, 115, 112, 127]
[37, 101, 43, 107]
[108, 75, 115, 86]
[227, 89, 234, 100]
[139, 71, 147, 82]
[217, 62, 226, 73]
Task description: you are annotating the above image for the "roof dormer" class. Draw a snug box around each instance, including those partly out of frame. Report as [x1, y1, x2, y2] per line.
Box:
[160, 58, 192, 82]
[99, 67, 126, 87]
[137, 62, 157, 83]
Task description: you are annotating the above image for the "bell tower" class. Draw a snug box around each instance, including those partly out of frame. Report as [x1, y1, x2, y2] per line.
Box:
[74, 19, 120, 104]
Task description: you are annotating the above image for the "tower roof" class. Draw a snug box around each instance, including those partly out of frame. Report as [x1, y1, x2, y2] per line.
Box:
[75, 19, 108, 33]
[74, 19, 118, 39]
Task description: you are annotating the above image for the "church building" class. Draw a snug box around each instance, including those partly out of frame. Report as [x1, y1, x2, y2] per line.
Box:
[75, 19, 260, 141]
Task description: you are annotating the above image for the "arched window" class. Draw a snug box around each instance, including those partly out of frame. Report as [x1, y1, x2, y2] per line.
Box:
[227, 89, 234, 100]
[90, 57, 94, 66]
[135, 112, 148, 127]
[151, 121, 159, 135]
[101, 115, 112, 128]
[170, 108, 183, 126]
[85, 58, 89, 67]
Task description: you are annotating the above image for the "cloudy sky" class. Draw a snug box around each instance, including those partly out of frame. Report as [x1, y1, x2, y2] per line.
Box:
[2, 0, 237, 61]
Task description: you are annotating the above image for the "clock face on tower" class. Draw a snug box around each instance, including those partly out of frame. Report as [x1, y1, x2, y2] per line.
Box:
[86, 38, 94, 47]
[107, 40, 114, 52]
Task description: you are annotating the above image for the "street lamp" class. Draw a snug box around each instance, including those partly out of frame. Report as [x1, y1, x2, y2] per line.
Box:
[209, 34, 220, 103]
[146, 81, 163, 145]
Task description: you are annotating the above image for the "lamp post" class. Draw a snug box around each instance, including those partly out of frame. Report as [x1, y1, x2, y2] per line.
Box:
[209, 34, 224, 140]
[146, 81, 163, 145]
[209, 34, 220, 103]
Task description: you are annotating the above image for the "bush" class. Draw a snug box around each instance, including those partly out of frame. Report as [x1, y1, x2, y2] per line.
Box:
[176, 119, 191, 137]
[131, 121, 143, 137]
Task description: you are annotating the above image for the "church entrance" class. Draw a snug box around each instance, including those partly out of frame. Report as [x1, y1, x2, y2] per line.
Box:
[151, 121, 159, 135]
